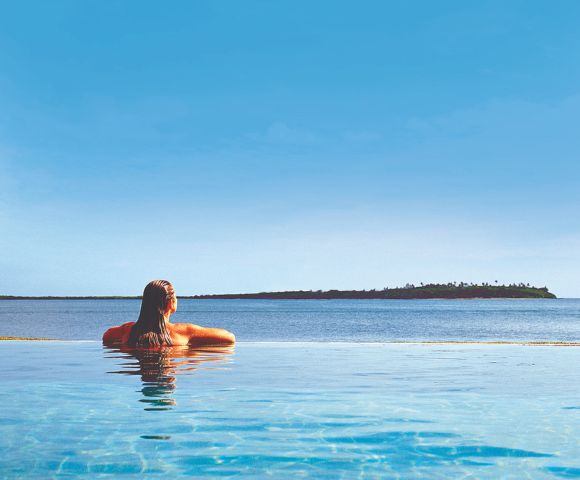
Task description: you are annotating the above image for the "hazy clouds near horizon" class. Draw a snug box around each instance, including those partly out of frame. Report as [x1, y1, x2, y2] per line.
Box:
[1, 1, 580, 297]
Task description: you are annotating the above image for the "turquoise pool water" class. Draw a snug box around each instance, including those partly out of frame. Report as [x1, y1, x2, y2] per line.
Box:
[1, 342, 579, 478]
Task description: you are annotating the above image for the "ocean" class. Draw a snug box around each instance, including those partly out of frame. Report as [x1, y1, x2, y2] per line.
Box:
[1, 298, 579, 342]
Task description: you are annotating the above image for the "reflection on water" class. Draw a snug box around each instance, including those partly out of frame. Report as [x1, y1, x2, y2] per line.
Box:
[3, 342, 578, 478]
[105, 345, 234, 410]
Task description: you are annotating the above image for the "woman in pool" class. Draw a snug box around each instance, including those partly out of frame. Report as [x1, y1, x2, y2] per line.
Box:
[103, 280, 235, 347]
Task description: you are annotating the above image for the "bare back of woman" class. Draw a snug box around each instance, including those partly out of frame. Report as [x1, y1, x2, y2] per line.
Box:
[102, 280, 235, 347]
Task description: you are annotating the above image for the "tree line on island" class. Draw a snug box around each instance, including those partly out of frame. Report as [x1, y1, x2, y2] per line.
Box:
[192, 282, 556, 300]
[0, 283, 556, 300]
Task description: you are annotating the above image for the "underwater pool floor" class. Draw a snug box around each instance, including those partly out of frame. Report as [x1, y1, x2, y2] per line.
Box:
[1, 341, 579, 479]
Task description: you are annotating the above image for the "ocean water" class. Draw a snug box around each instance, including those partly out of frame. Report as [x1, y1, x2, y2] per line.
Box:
[1, 298, 580, 342]
[1, 341, 579, 478]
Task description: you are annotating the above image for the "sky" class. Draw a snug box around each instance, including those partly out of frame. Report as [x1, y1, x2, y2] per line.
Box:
[1, 0, 580, 296]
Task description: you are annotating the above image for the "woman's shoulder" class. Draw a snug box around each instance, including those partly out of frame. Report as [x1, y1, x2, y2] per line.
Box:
[169, 323, 235, 346]
[103, 322, 135, 344]
[165, 323, 195, 345]
[169, 322, 199, 336]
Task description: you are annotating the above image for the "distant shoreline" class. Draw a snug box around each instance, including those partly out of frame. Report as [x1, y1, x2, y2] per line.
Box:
[0, 297, 561, 300]
[0, 296, 144, 300]
[194, 284, 557, 300]
[0, 284, 557, 300]
[0, 336, 54, 340]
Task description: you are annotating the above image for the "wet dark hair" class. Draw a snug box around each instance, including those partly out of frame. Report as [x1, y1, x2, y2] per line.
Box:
[128, 280, 175, 347]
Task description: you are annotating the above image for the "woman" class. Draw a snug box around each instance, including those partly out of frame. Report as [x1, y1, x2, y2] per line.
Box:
[102, 280, 235, 347]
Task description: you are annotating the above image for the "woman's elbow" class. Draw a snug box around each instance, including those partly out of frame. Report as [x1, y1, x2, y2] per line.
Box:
[222, 330, 236, 345]
[213, 329, 235, 345]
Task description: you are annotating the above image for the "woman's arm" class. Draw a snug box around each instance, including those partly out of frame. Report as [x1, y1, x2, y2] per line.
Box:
[102, 322, 134, 345]
[180, 324, 236, 346]
[102, 326, 122, 344]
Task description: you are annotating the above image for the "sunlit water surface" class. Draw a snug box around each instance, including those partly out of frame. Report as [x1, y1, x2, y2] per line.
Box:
[1, 341, 579, 478]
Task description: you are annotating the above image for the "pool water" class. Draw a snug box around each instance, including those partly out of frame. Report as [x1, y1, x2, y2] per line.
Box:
[1, 342, 579, 478]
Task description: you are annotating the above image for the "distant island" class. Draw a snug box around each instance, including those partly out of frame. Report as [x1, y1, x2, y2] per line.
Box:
[0, 283, 556, 300]
[191, 283, 556, 300]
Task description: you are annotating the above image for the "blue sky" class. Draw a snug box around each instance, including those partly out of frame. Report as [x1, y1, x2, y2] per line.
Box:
[1, 1, 580, 296]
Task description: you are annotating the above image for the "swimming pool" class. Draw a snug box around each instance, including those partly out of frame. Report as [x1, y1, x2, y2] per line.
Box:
[1, 342, 579, 478]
